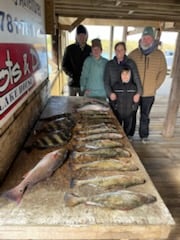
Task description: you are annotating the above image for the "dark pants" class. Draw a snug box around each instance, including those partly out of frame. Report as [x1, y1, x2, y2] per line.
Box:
[129, 96, 154, 138]
[69, 86, 83, 96]
[117, 114, 133, 136]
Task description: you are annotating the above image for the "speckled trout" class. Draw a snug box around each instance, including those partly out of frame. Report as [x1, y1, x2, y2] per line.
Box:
[71, 148, 131, 161]
[71, 158, 138, 171]
[64, 190, 156, 210]
[71, 175, 145, 189]
[76, 132, 124, 142]
[74, 139, 124, 151]
[2, 148, 68, 204]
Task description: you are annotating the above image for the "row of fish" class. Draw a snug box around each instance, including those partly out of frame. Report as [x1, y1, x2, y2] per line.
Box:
[1, 99, 157, 211]
[65, 100, 157, 211]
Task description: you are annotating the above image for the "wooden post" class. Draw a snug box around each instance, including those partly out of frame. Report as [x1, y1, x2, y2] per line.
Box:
[122, 26, 127, 42]
[109, 26, 114, 59]
[162, 32, 180, 137]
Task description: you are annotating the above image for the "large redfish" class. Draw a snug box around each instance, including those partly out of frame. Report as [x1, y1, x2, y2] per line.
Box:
[2, 148, 68, 204]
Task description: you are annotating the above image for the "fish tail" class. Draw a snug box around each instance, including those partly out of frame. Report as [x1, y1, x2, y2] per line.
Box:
[2, 185, 24, 204]
[64, 192, 83, 207]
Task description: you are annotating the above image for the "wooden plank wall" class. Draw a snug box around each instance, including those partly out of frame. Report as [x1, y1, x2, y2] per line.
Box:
[132, 95, 180, 239]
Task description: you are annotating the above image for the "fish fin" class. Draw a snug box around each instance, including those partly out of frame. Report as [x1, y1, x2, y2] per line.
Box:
[70, 178, 77, 188]
[2, 185, 25, 204]
[64, 192, 80, 207]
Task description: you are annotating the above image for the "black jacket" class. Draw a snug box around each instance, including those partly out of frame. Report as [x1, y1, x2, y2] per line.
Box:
[62, 43, 91, 87]
[112, 80, 138, 120]
[104, 55, 142, 97]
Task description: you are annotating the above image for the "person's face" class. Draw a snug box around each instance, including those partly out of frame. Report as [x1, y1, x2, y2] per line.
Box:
[115, 44, 126, 61]
[121, 70, 131, 83]
[92, 46, 102, 59]
[141, 35, 154, 47]
[76, 33, 87, 46]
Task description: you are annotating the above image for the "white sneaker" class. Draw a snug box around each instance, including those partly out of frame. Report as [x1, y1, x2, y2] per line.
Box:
[141, 138, 148, 144]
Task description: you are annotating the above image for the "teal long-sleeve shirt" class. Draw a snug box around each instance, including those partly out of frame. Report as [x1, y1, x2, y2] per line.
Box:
[80, 55, 108, 98]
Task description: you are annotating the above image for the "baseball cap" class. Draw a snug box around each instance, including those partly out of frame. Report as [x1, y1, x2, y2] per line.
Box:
[142, 26, 155, 38]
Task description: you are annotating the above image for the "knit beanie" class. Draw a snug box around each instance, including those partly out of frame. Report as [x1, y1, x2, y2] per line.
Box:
[76, 25, 87, 35]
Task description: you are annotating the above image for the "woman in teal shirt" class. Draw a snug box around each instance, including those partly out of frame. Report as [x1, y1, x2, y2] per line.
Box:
[80, 38, 108, 98]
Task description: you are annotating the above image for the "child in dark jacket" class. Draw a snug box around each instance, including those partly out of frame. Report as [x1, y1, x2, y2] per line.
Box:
[111, 66, 140, 136]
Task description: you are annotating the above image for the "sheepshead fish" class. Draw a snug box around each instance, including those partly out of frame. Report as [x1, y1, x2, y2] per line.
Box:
[76, 103, 109, 112]
[34, 117, 75, 134]
[76, 132, 123, 142]
[71, 175, 145, 189]
[74, 139, 123, 151]
[2, 148, 68, 204]
[25, 131, 71, 151]
[64, 190, 156, 210]
[71, 158, 138, 171]
[71, 148, 131, 161]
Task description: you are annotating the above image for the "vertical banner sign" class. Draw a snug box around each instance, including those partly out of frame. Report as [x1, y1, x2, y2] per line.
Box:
[0, 1, 48, 127]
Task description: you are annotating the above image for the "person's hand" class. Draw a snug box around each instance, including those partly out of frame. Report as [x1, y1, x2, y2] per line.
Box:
[84, 90, 90, 96]
[110, 93, 117, 101]
[133, 93, 140, 103]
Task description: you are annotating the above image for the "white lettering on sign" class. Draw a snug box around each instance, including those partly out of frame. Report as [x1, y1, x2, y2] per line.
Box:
[0, 76, 34, 114]
[0, 50, 22, 92]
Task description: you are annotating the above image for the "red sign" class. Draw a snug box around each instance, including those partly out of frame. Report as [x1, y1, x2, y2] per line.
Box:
[0, 43, 40, 119]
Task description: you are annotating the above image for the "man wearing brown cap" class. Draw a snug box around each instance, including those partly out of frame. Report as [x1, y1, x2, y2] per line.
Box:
[62, 25, 91, 96]
[129, 26, 167, 143]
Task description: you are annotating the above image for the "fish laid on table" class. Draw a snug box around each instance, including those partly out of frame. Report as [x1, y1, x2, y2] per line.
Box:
[39, 112, 72, 121]
[25, 131, 71, 151]
[77, 110, 109, 116]
[76, 99, 109, 108]
[71, 174, 145, 189]
[34, 117, 75, 134]
[71, 148, 131, 161]
[76, 119, 115, 127]
[71, 158, 138, 171]
[75, 122, 117, 131]
[64, 190, 156, 210]
[76, 126, 118, 136]
[74, 139, 123, 151]
[2, 148, 68, 204]
[76, 103, 110, 112]
[76, 132, 123, 142]
[77, 114, 112, 120]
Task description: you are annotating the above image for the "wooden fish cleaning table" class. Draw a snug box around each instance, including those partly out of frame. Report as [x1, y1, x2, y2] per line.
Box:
[0, 96, 175, 239]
